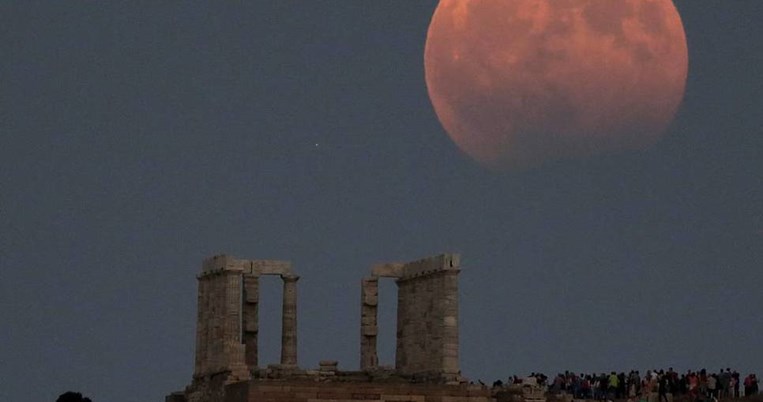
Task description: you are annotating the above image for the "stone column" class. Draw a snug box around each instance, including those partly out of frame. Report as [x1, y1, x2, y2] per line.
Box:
[208, 274, 223, 372]
[223, 271, 249, 382]
[395, 277, 409, 373]
[242, 274, 259, 369]
[194, 275, 209, 377]
[440, 269, 460, 380]
[224, 271, 242, 345]
[280, 274, 299, 366]
[360, 277, 379, 370]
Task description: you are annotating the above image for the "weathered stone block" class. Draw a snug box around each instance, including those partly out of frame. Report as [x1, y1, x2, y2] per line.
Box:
[252, 260, 292, 276]
[371, 263, 405, 278]
[361, 326, 378, 336]
[363, 293, 378, 306]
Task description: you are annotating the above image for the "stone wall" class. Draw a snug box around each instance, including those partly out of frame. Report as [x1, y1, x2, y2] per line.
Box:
[244, 380, 490, 402]
[170, 378, 492, 402]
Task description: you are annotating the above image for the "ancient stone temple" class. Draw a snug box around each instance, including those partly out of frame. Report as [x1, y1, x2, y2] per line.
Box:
[166, 253, 490, 402]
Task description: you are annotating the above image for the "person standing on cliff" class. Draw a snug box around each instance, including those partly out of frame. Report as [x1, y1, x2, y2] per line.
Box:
[688, 371, 699, 401]
[707, 373, 718, 399]
[743, 374, 758, 397]
[720, 369, 731, 398]
[629, 371, 641, 398]
[659, 373, 671, 402]
[609, 372, 620, 399]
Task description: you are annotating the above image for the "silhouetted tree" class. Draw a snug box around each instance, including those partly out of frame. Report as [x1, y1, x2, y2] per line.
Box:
[56, 391, 92, 402]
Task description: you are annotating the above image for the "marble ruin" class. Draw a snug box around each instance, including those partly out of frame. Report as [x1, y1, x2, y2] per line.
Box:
[192, 256, 299, 382]
[361, 254, 461, 382]
[167, 253, 491, 402]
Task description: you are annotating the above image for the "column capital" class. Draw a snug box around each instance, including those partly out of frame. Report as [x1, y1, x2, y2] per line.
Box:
[281, 274, 300, 282]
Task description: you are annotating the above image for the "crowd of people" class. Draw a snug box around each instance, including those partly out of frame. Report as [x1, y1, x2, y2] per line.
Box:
[494, 369, 759, 401]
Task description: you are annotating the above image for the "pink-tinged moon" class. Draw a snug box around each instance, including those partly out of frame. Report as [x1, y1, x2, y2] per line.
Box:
[424, 0, 688, 170]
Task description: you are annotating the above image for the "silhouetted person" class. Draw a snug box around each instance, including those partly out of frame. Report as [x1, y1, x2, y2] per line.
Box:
[659, 374, 670, 402]
[56, 391, 92, 402]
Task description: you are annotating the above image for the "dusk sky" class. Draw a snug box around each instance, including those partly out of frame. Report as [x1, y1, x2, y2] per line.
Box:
[1, 2, 761, 402]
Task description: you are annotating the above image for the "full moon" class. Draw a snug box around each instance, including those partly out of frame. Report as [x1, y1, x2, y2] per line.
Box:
[425, 0, 688, 170]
